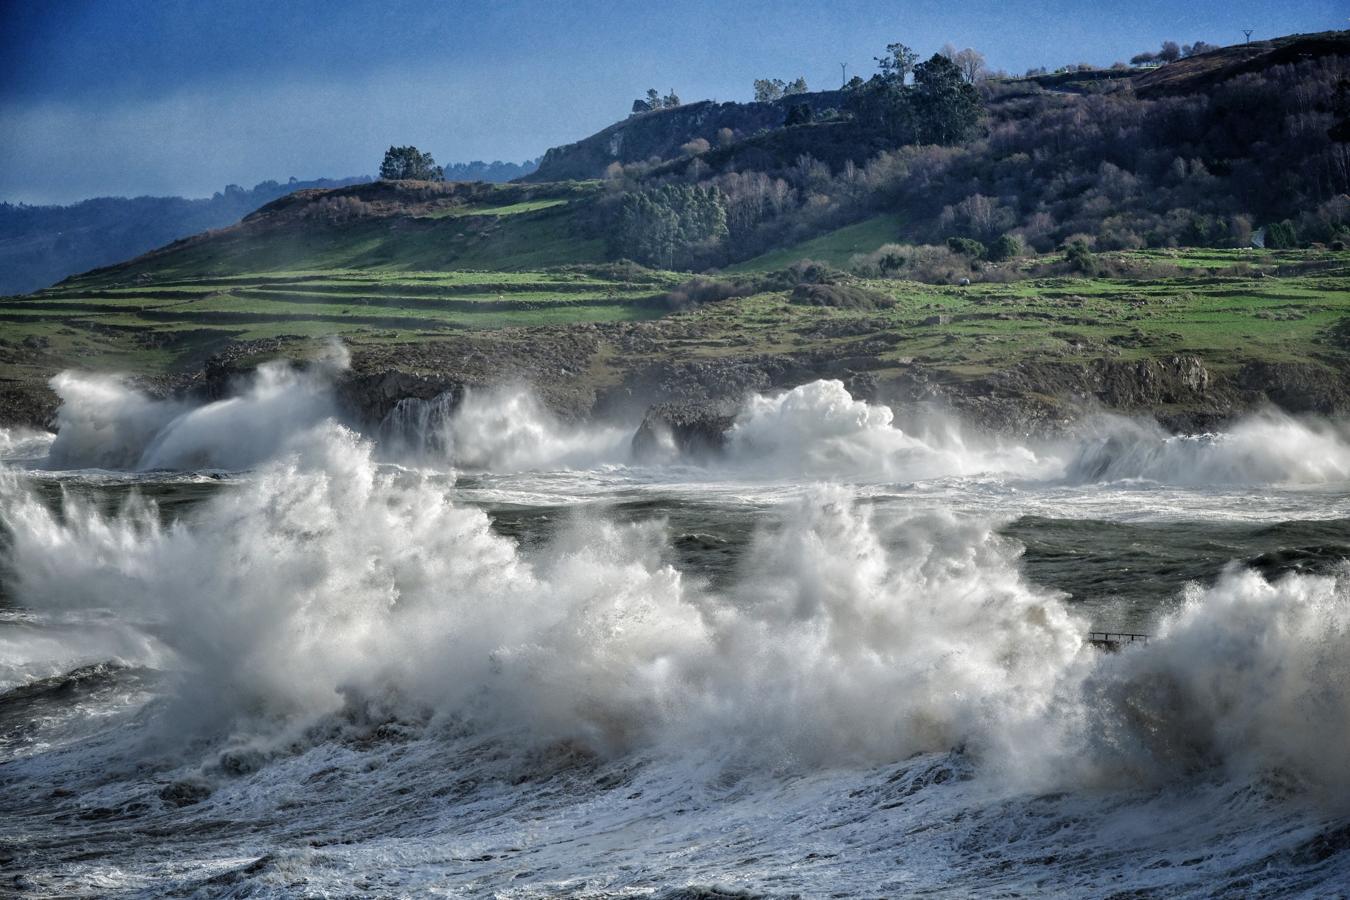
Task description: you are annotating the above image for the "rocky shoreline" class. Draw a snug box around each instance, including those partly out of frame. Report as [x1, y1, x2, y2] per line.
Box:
[4, 320, 1349, 446]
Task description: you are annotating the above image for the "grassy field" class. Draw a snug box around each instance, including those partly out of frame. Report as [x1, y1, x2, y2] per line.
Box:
[0, 265, 683, 387]
[658, 258, 1350, 384]
[2, 183, 1346, 426]
[727, 214, 906, 272]
[4, 253, 1347, 384]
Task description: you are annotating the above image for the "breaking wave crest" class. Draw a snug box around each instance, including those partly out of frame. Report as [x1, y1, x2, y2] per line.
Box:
[725, 379, 1053, 481]
[380, 386, 631, 471]
[45, 349, 347, 471]
[0, 425, 1081, 766]
[1065, 412, 1350, 486]
[4, 422, 1350, 801]
[20, 356, 1350, 494]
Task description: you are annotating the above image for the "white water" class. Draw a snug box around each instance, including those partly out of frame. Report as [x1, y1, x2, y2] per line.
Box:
[4, 365, 1350, 896]
[381, 386, 631, 471]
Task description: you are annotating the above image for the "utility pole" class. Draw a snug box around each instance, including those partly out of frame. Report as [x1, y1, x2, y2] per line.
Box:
[840, 62, 848, 88]
[1242, 28, 1254, 43]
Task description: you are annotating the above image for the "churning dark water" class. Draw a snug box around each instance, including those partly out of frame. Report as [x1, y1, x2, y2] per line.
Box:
[3, 369, 1350, 897]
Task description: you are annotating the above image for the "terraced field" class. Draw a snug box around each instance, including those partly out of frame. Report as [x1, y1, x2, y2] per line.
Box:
[676, 257, 1350, 381]
[2, 268, 678, 336]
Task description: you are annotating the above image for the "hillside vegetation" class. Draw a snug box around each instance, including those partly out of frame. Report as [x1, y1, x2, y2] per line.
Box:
[2, 31, 1349, 430]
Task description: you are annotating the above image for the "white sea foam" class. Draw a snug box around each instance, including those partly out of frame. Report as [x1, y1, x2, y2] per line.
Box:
[0, 427, 1081, 766]
[45, 347, 347, 472]
[1065, 412, 1350, 486]
[6, 371, 1350, 896]
[724, 379, 1053, 482]
[381, 386, 631, 472]
[7, 419, 1350, 802]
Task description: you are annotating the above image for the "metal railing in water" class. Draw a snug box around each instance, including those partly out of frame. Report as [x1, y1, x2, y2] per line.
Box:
[1087, 631, 1150, 648]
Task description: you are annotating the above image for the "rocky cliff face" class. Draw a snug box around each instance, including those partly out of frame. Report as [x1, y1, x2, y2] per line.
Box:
[526, 91, 846, 182]
[6, 326, 1349, 449]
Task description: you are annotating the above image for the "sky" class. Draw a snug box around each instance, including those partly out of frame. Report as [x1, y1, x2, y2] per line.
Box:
[1, 0, 1345, 205]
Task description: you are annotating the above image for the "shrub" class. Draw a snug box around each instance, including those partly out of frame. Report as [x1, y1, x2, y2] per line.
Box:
[987, 233, 1024, 261]
[681, 138, 711, 156]
[946, 236, 987, 258]
[790, 282, 894, 309]
[657, 276, 756, 311]
[1062, 237, 1099, 274]
[1265, 219, 1299, 249]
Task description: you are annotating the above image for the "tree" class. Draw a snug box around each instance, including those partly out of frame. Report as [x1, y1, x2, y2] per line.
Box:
[662, 89, 682, 108]
[786, 76, 809, 95]
[612, 184, 728, 268]
[379, 146, 444, 181]
[785, 103, 814, 126]
[946, 236, 986, 258]
[1158, 41, 1181, 62]
[1130, 51, 1157, 65]
[912, 53, 983, 144]
[1063, 238, 1098, 274]
[1265, 219, 1299, 249]
[952, 47, 987, 84]
[875, 42, 919, 84]
[845, 74, 915, 141]
[754, 78, 786, 102]
[987, 233, 1024, 262]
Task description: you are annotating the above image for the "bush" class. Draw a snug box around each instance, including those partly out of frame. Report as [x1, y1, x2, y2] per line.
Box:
[1062, 237, 1099, 275]
[1265, 219, 1299, 249]
[656, 276, 757, 311]
[946, 236, 987, 258]
[987, 233, 1024, 261]
[849, 243, 982, 284]
[790, 282, 894, 309]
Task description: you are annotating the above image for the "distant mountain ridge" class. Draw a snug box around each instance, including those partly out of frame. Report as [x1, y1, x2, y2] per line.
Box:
[0, 177, 369, 296]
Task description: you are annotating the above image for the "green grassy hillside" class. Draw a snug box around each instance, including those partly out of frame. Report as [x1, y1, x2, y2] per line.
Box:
[727, 214, 905, 272]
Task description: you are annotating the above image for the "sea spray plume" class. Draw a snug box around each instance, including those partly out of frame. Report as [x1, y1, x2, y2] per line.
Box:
[379, 385, 632, 471]
[0, 428, 1086, 770]
[724, 380, 1052, 482]
[45, 345, 349, 472]
[8, 423, 1350, 795]
[45, 372, 188, 469]
[701, 488, 1088, 770]
[0, 423, 707, 743]
[1082, 563, 1350, 801]
[1065, 411, 1350, 486]
[0, 425, 54, 462]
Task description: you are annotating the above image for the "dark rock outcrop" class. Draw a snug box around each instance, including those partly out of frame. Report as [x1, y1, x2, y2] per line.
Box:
[1236, 361, 1350, 414]
[335, 370, 465, 429]
[631, 400, 739, 461]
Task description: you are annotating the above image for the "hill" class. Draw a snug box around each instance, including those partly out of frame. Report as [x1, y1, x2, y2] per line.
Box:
[0, 160, 542, 298]
[0, 177, 371, 297]
[1, 31, 1349, 436]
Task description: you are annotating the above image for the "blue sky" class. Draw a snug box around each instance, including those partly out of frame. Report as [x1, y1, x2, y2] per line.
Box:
[1, 0, 1345, 204]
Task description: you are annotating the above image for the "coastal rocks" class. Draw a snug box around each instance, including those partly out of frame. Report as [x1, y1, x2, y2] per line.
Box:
[159, 779, 213, 807]
[335, 370, 465, 428]
[1237, 361, 1350, 414]
[1090, 355, 1212, 407]
[631, 400, 739, 461]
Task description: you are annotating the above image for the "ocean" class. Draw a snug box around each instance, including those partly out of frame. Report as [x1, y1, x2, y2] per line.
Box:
[2, 364, 1349, 897]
